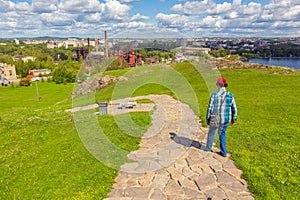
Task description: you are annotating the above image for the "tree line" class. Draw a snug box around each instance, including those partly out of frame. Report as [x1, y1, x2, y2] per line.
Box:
[0, 43, 83, 85]
[210, 43, 300, 58]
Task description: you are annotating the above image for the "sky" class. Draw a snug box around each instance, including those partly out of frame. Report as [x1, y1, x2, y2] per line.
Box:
[0, 0, 299, 39]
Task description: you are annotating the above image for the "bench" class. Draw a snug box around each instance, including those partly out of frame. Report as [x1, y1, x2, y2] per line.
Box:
[118, 102, 137, 109]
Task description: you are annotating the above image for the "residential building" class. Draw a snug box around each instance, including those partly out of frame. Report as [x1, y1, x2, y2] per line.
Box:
[29, 69, 51, 77]
[12, 55, 36, 62]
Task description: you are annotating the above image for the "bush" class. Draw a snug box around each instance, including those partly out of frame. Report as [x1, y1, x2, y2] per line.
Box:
[19, 76, 32, 86]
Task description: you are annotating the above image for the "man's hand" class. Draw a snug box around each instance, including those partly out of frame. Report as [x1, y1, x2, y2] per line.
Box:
[231, 122, 235, 126]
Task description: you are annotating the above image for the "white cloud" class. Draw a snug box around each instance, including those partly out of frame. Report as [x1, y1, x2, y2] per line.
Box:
[0, 11, 42, 31]
[208, 2, 232, 15]
[131, 13, 150, 21]
[156, 13, 190, 28]
[114, 21, 147, 29]
[170, 4, 183, 12]
[83, 13, 102, 23]
[232, 0, 241, 6]
[0, 0, 299, 38]
[257, 0, 299, 23]
[15, 2, 31, 12]
[119, 0, 140, 3]
[181, 1, 212, 15]
[32, 0, 58, 13]
[39, 12, 76, 26]
[101, 0, 131, 21]
[226, 11, 238, 19]
[282, 5, 300, 20]
[242, 2, 261, 15]
[271, 20, 300, 29]
[0, 0, 15, 12]
[201, 15, 227, 28]
[58, 0, 101, 13]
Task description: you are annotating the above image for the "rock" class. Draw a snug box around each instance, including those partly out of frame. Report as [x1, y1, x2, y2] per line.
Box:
[182, 187, 205, 199]
[152, 174, 169, 188]
[195, 172, 217, 191]
[216, 171, 238, 183]
[150, 189, 166, 199]
[205, 187, 227, 199]
[164, 180, 183, 195]
[124, 187, 152, 198]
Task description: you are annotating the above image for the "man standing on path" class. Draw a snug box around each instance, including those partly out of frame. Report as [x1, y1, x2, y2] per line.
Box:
[205, 77, 237, 157]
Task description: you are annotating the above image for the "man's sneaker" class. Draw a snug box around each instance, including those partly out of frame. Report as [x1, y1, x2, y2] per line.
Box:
[216, 152, 227, 157]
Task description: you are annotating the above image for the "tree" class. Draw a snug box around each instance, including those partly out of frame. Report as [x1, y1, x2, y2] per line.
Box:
[0, 54, 13, 64]
[210, 48, 229, 57]
[15, 60, 30, 78]
[52, 64, 76, 84]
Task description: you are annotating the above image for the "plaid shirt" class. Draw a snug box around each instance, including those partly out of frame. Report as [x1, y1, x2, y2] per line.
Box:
[206, 87, 237, 124]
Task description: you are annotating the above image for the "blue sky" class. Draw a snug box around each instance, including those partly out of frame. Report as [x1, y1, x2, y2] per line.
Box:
[1, 0, 299, 38]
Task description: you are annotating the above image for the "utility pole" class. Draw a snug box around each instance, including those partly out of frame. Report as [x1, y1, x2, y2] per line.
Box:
[35, 81, 40, 102]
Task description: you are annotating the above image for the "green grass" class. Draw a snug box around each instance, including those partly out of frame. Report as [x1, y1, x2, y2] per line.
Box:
[1, 64, 299, 199]
[0, 82, 150, 199]
[222, 69, 300, 199]
[99, 112, 151, 150]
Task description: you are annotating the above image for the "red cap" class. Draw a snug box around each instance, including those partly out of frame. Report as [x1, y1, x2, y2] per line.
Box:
[217, 77, 228, 86]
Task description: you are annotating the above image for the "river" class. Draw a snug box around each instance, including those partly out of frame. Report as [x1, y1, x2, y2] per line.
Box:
[242, 58, 300, 70]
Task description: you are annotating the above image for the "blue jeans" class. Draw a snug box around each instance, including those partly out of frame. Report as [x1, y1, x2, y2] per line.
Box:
[205, 122, 229, 156]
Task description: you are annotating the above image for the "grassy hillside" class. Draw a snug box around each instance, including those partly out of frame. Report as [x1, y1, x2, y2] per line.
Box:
[174, 63, 300, 199]
[1, 63, 299, 199]
[223, 69, 299, 199]
[0, 82, 149, 199]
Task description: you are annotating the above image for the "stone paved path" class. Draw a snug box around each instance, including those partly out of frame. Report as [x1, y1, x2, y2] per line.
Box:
[104, 94, 254, 200]
[73, 94, 254, 200]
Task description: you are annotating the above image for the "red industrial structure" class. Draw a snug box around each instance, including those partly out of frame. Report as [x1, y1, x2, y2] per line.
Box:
[74, 31, 144, 67]
[111, 43, 142, 68]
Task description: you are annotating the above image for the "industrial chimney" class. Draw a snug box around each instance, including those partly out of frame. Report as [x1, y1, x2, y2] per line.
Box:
[105, 31, 108, 58]
[87, 38, 90, 55]
[95, 35, 99, 52]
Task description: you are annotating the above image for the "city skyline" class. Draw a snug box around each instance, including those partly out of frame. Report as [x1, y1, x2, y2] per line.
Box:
[0, 0, 299, 39]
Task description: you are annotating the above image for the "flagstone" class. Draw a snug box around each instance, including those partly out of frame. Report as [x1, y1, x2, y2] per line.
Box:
[205, 187, 227, 199]
[216, 171, 239, 183]
[210, 164, 223, 172]
[178, 178, 199, 191]
[195, 172, 217, 191]
[149, 188, 166, 199]
[124, 187, 152, 199]
[182, 187, 206, 199]
[164, 179, 183, 195]
[152, 174, 169, 188]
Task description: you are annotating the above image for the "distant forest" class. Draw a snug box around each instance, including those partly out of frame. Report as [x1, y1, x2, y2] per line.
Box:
[253, 43, 300, 58]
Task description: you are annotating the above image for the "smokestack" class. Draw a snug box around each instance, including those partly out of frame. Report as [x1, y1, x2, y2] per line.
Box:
[105, 30, 108, 58]
[95, 35, 99, 52]
[87, 38, 90, 54]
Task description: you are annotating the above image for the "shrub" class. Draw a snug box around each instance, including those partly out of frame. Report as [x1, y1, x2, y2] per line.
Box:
[19, 76, 32, 86]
